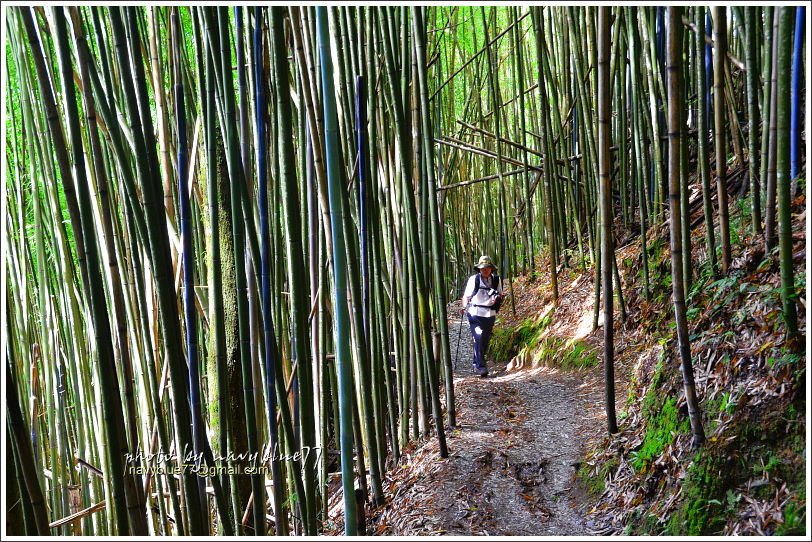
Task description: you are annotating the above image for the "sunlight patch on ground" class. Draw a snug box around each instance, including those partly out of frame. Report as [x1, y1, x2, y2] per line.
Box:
[573, 309, 598, 341]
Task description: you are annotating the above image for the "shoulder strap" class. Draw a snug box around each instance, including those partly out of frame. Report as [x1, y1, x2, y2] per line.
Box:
[474, 273, 499, 291]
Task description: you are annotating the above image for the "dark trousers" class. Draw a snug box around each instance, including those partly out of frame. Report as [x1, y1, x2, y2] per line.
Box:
[467, 314, 495, 373]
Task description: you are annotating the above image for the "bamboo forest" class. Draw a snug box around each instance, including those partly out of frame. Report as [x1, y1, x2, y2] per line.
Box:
[2, 3, 809, 538]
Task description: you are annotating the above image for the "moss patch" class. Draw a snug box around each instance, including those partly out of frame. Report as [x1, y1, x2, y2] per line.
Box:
[631, 396, 689, 471]
[577, 456, 619, 498]
[630, 358, 692, 472]
[488, 312, 599, 371]
[488, 316, 549, 363]
[664, 451, 728, 535]
[640, 358, 666, 421]
[541, 337, 599, 369]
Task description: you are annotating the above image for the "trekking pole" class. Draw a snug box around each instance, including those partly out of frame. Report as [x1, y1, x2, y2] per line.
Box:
[454, 299, 471, 371]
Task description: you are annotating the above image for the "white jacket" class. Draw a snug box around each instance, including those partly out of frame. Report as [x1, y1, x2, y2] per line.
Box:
[463, 273, 503, 318]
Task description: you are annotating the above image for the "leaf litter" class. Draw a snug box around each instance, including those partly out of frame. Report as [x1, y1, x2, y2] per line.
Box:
[326, 167, 805, 536]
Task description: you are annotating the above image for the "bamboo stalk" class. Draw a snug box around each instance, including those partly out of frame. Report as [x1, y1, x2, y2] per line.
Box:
[596, 6, 617, 435]
[712, 7, 733, 272]
[49, 501, 108, 530]
[775, 7, 799, 347]
[666, 6, 705, 449]
[413, 6, 455, 440]
[269, 6, 319, 532]
[316, 7, 359, 534]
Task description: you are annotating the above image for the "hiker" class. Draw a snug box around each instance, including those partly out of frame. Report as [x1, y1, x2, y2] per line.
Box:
[461, 255, 503, 377]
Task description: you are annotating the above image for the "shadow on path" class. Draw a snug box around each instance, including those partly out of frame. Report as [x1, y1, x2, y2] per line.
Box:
[369, 318, 605, 536]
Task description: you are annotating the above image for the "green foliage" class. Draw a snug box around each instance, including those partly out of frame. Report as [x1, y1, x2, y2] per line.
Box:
[776, 501, 805, 535]
[793, 270, 806, 299]
[640, 359, 666, 420]
[718, 392, 736, 415]
[630, 359, 693, 472]
[634, 509, 663, 535]
[688, 262, 715, 300]
[753, 451, 782, 477]
[284, 490, 300, 506]
[702, 389, 736, 434]
[784, 403, 798, 422]
[729, 194, 753, 246]
[766, 350, 803, 370]
[647, 235, 666, 261]
[524, 335, 598, 370]
[488, 325, 520, 363]
[794, 175, 806, 198]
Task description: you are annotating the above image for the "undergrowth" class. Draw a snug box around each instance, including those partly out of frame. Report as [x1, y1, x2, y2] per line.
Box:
[574, 179, 806, 536]
[488, 313, 598, 370]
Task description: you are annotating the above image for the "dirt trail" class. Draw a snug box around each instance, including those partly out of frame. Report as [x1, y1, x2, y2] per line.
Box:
[369, 318, 609, 536]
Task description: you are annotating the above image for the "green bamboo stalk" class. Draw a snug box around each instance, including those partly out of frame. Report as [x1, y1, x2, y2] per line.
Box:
[531, 7, 559, 300]
[197, 9, 239, 532]
[759, 7, 774, 225]
[18, 7, 90, 293]
[695, 5, 719, 277]
[745, 7, 763, 236]
[316, 6, 359, 534]
[597, 6, 618, 436]
[53, 8, 148, 533]
[210, 6, 267, 535]
[627, 8, 651, 300]
[765, 9, 780, 252]
[7, 359, 51, 535]
[269, 6, 319, 532]
[712, 7, 732, 273]
[666, 7, 705, 448]
[67, 11, 147, 525]
[413, 7, 457, 432]
[108, 7, 209, 533]
[775, 8, 799, 347]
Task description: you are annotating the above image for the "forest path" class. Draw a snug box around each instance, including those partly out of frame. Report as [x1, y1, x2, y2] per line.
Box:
[369, 317, 606, 536]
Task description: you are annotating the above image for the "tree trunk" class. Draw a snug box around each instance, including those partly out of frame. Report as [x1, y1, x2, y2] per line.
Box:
[775, 8, 799, 348]
[712, 7, 732, 273]
[316, 7, 359, 534]
[765, 9, 780, 251]
[666, 6, 706, 449]
[745, 7, 763, 235]
[532, 7, 559, 300]
[597, 6, 618, 435]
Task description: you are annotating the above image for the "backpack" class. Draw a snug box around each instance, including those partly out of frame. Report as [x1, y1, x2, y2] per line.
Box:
[473, 273, 503, 312]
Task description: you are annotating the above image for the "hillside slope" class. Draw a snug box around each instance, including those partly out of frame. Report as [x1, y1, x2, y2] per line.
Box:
[490, 169, 807, 535]
[357, 167, 806, 537]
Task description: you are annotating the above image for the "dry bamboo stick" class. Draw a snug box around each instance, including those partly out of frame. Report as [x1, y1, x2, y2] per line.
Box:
[456, 120, 545, 159]
[48, 501, 106, 529]
[437, 168, 527, 191]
